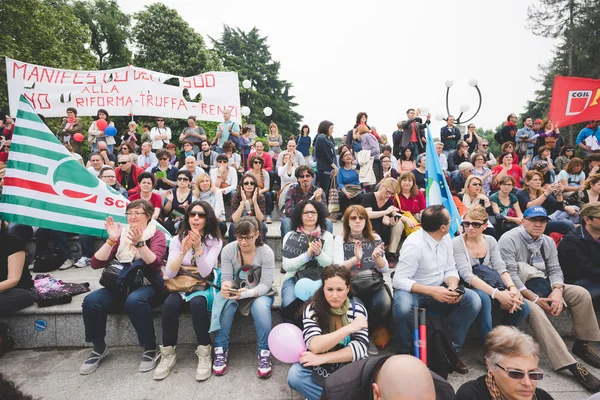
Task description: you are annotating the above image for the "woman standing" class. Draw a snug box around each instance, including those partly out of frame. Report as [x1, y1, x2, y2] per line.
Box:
[296, 125, 312, 163]
[399, 147, 417, 173]
[287, 265, 369, 400]
[471, 153, 493, 196]
[57, 107, 83, 148]
[267, 122, 283, 162]
[88, 109, 115, 153]
[179, 116, 206, 150]
[239, 127, 254, 172]
[214, 217, 276, 378]
[314, 120, 338, 199]
[128, 172, 161, 220]
[80, 200, 167, 375]
[538, 119, 560, 151]
[163, 170, 193, 235]
[247, 156, 274, 224]
[489, 176, 523, 235]
[558, 158, 586, 193]
[122, 121, 140, 152]
[229, 174, 267, 242]
[453, 206, 529, 345]
[150, 117, 172, 152]
[154, 201, 222, 381]
[337, 150, 363, 211]
[192, 173, 227, 237]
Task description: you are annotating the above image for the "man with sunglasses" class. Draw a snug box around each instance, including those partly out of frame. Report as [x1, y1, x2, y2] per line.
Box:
[115, 154, 145, 196]
[471, 140, 497, 168]
[499, 206, 600, 391]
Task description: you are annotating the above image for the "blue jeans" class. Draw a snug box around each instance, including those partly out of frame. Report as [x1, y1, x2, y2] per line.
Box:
[574, 279, 600, 304]
[82, 286, 160, 349]
[281, 277, 297, 309]
[354, 288, 391, 333]
[545, 219, 575, 235]
[472, 288, 530, 345]
[213, 295, 274, 352]
[288, 363, 323, 400]
[281, 217, 333, 239]
[264, 191, 274, 217]
[79, 234, 96, 258]
[392, 288, 481, 353]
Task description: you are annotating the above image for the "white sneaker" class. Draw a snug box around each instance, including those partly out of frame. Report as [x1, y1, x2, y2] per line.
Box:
[266, 216, 272, 224]
[74, 257, 91, 268]
[151, 346, 173, 378]
[195, 344, 212, 381]
[59, 259, 75, 270]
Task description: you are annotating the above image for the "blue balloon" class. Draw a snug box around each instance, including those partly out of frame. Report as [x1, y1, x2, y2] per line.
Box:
[104, 126, 117, 136]
[294, 278, 322, 301]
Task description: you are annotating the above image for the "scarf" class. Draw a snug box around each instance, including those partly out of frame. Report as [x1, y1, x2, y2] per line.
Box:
[198, 190, 214, 203]
[328, 298, 350, 334]
[485, 369, 537, 400]
[297, 225, 323, 242]
[184, 150, 195, 158]
[115, 223, 157, 263]
[504, 121, 516, 127]
[516, 226, 546, 272]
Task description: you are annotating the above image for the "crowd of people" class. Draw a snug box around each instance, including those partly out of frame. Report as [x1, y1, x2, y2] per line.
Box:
[2, 106, 600, 400]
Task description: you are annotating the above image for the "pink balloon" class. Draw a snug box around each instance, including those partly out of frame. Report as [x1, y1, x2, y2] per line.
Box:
[96, 119, 108, 131]
[73, 133, 84, 142]
[268, 323, 306, 363]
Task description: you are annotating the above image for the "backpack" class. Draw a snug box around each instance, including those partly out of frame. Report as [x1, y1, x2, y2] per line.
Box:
[32, 249, 65, 273]
[426, 315, 458, 379]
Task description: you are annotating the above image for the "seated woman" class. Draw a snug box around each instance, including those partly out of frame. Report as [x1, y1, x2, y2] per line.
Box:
[176, 140, 197, 168]
[516, 170, 576, 235]
[229, 174, 267, 242]
[393, 171, 426, 222]
[162, 170, 193, 235]
[192, 172, 227, 237]
[278, 152, 299, 188]
[281, 200, 334, 310]
[213, 217, 276, 378]
[411, 154, 426, 192]
[584, 152, 600, 177]
[154, 201, 223, 382]
[492, 151, 529, 190]
[565, 174, 600, 210]
[80, 200, 167, 375]
[246, 155, 274, 224]
[119, 142, 138, 164]
[471, 153, 493, 196]
[128, 172, 161, 220]
[361, 178, 403, 264]
[380, 154, 399, 181]
[459, 175, 496, 237]
[558, 157, 586, 193]
[453, 206, 529, 345]
[337, 149, 364, 211]
[490, 176, 523, 236]
[456, 326, 552, 400]
[287, 265, 369, 400]
[0, 226, 35, 314]
[554, 145, 575, 174]
[334, 205, 389, 354]
[530, 145, 555, 172]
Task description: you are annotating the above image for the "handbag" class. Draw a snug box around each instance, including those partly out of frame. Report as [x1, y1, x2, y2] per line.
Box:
[328, 178, 340, 213]
[394, 193, 421, 237]
[295, 259, 322, 281]
[351, 268, 385, 299]
[460, 236, 505, 290]
[343, 184, 362, 198]
[33, 249, 65, 273]
[100, 260, 147, 295]
[164, 266, 217, 293]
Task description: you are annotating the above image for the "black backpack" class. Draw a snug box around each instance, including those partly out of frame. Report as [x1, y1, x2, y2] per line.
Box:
[426, 315, 458, 379]
[32, 249, 65, 273]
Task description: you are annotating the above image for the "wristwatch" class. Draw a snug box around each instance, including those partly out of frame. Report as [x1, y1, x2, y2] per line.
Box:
[134, 241, 146, 248]
[552, 283, 565, 292]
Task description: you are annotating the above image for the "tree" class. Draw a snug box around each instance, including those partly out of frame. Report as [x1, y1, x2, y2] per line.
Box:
[0, 0, 96, 112]
[132, 3, 222, 77]
[211, 26, 303, 140]
[72, 0, 132, 70]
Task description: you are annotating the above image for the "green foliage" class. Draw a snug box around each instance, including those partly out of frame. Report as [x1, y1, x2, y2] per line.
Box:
[72, 0, 132, 69]
[211, 26, 303, 141]
[132, 3, 222, 77]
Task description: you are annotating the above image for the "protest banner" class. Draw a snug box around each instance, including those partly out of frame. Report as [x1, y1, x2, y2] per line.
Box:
[5, 57, 241, 122]
[0, 95, 171, 240]
[548, 76, 600, 127]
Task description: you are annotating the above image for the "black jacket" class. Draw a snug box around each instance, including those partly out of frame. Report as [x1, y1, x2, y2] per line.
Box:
[494, 123, 518, 145]
[314, 133, 337, 171]
[447, 150, 470, 172]
[440, 126, 461, 151]
[456, 375, 552, 400]
[320, 355, 456, 400]
[558, 226, 600, 284]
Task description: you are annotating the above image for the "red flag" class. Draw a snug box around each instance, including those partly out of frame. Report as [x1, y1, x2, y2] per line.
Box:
[549, 76, 600, 127]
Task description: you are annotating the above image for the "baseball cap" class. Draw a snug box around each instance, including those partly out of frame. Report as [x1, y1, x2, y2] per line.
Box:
[524, 206, 549, 219]
[534, 119, 543, 125]
[534, 160, 548, 170]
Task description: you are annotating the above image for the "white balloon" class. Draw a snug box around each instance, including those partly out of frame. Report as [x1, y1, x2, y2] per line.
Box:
[263, 107, 273, 117]
[460, 104, 470, 113]
[241, 106, 251, 116]
[435, 113, 445, 122]
[242, 80, 251, 89]
[468, 78, 478, 87]
[444, 79, 454, 88]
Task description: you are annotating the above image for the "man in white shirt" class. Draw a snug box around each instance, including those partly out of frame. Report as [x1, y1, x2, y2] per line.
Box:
[137, 142, 158, 170]
[183, 156, 203, 183]
[86, 153, 105, 177]
[392, 205, 481, 373]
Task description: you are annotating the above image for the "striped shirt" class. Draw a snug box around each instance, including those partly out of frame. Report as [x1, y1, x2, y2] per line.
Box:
[302, 302, 369, 362]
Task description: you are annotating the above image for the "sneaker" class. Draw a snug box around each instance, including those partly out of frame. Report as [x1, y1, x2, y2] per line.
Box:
[28, 259, 36, 271]
[153, 346, 176, 380]
[257, 349, 272, 378]
[266, 216, 272, 224]
[455, 358, 469, 374]
[79, 346, 109, 375]
[571, 363, 600, 391]
[74, 256, 91, 268]
[573, 341, 600, 369]
[59, 259, 75, 270]
[139, 348, 161, 372]
[368, 341, 379, 356]
[195, 344, 212, 381]
[212, 347, 228, 376]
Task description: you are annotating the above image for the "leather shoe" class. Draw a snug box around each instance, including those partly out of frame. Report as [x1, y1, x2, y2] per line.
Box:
[571, 363, 600, 392]
[455, 358, 469, 374]
[573, 341, 600, 369]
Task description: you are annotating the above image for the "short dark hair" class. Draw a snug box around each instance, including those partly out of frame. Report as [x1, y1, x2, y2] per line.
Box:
[66, 107, 77, 116]
[222, 140, 235, 152]
[143, 123, 152, 130]
[156, 149, 169, 159]
[126, 199, 154, 222]
[137, 171, 155, 185]
[216, 154, 228, 163]
[406, 108, 415, 115]
[420, 205, 450, 232]
[182, 140, 193, 147]
[355, 112, 368, 125]
[242, 126, 252, 134]
[317, 120, 333, 135]
[177, 169, 193, 181]
[522, 115, 532, 123]
[290, 200, 327, 232]
[295, 165, 314, 178]
[89, 152, 103, 161]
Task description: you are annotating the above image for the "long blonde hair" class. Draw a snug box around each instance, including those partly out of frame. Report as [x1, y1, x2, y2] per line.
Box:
[193, 172, 216, 198]
[269, 122, 279, 137]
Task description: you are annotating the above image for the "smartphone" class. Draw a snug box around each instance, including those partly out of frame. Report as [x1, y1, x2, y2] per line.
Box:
[452, 287, 465, 296]
[228, 288, 239, 297]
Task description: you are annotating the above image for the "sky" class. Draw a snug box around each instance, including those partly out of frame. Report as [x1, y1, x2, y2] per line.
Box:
[117, 0, 558, 138]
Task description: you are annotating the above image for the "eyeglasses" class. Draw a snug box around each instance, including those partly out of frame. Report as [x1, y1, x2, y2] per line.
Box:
[243, 181, 256, 186]
[159, 157, 169, 161]
[125, 211, 146, 216]
[177, 177, 190, 181]
[4, 146, 10, 149]
[101, 175, 116, 179]
[189, 211, 207, 218]
[468, 126, 476, 129]
[495, 364, 544, 381]
[157, 119, 164, 122]
[566, 149, 574, 152]
[303, 211, 318, 216]
[481, 144, 489, 148]
[118, 161, 129, 165]
[462, 221, 487, 228]
[299, 174, 312, 179]
[349, 215, 366, 221]
[236, 235, 255, 242]
[217, 160, 228, 163]
[471, 182, 482, 186]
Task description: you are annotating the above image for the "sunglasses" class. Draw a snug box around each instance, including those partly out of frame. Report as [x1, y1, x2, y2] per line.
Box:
[495, 364, 544, 381]
[299, 174, 312, 179]
[462, 221, 487, 228]
[189, 211, 207, 218]
[243, 181, 256, 186]
[157, 119, 164, 122]
[253, 160, 263, 164]
[471, 182, 482, 186]
[217, 160, 228, 163]
[177, 177, 190, 181]
[159, 157, 169, 161]
[118, 161, 129, 165]
[349, 215, 366, 221]
[481, 144, 489, 147]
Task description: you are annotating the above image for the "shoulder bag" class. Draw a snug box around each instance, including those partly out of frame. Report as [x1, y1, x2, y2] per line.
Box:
[351, 268, 385, 299]
[164, 266, 217, 293]
[328, 178, 340, 213]
[394, 193, 421, 237]
[460, 236, 505, 290]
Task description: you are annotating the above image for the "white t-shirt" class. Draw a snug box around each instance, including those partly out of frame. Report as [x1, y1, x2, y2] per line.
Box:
[585, 134, 600, 151]
[150, 127, 172, 150]
[87, 166, 102, 177]
[558, 169, 585, 187]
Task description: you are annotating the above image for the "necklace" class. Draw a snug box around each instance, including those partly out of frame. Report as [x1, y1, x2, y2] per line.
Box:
[176, 189, 189, 203]
[350, 232, 363, 241]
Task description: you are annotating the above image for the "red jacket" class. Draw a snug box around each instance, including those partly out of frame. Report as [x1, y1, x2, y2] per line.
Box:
[115, 164, 145, 196]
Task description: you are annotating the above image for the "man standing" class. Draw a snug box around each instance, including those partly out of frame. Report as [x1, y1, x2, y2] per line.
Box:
[115, 154, 145, 197]
[247, 141, 274, 171]
[499, 206, 600, 391]
[440, 115, 461, 156]
[213, 109, 240, 153]
[516, 116, 538, 158]
[197, 139, 218, 173]
[392, 205, 481, 373]
[275, 139, 306, 169]
[494, 113, 519, 145]
[575, 120, 600, 154]
[447, 140, 470, 172]
[137, 142, 158, 170]
[401, 108, 430, 156]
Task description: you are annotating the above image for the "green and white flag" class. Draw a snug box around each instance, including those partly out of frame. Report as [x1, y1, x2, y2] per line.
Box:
[1, 95, 170, 240]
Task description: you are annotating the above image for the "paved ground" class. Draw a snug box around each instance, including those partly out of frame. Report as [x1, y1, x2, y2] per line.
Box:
[1, 339, 597, 400]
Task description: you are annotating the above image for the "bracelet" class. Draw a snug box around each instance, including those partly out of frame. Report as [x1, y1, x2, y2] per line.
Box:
[491, 288, 498, 300]
[533, 295, 540, 304]
[542, 192, 549, 197]
[106, 239, 117, 247]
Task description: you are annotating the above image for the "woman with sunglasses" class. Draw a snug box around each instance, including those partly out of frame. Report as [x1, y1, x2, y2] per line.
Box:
[229, 173, 267, 242]
[453, 206, 529, 346]
[490, 176, 523, 235]
[471, 153, 493, 196]
[214, 216, 276, 378]
[554, 145, 575, 174]
[334, 205, 388, 355]
[192, 173, 227, 237]
[154, 201, 222, 382]
[246, 155, 274, 224]
[459, 175, 496, 236]
[119, 142, 138, 164]
[150, 117, 172, 152]
[456, 326, 551, 400]
[464, 123, 482, 154]
[162, 170, 193, 235]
